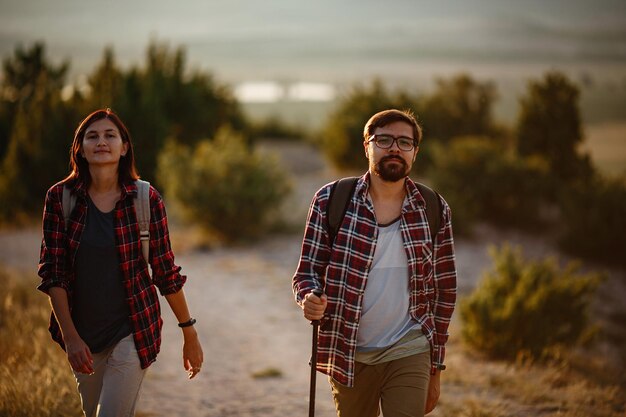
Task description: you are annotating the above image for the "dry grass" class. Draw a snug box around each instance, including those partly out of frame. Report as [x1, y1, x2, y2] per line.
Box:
[0, 267, 81, 417]
[251, 367, 284, 379]
[437, 335, 626, 417]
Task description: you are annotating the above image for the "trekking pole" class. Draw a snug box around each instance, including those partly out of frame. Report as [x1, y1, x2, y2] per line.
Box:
[309, 289, 323, 417]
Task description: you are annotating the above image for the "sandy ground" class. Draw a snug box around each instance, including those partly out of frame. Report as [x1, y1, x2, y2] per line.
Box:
[2, 141, 624, 416]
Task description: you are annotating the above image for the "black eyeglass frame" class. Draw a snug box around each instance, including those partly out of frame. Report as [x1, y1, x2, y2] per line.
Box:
[366, 134, 418, 151]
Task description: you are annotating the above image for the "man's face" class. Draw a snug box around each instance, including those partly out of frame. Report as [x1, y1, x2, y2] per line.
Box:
[364, 121, 418, 182]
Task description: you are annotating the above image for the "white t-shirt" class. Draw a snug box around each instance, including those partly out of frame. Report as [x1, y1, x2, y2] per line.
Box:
[355, 217, 430, 364]
[357, 217, 419, 349]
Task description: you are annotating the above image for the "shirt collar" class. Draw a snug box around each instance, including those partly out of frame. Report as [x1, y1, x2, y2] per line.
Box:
[71, 177, 137, 200]
[121, 180, 138, 198]
[403, 177, 427, 212]
[357, 172, 426, 212]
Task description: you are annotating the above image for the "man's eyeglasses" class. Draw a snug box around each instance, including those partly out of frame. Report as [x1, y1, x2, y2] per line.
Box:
[367, 134, 417, 151]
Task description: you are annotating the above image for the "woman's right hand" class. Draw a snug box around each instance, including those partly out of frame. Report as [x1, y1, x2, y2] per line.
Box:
[47, 288, 94, 374]
[65, 335, 94, 374]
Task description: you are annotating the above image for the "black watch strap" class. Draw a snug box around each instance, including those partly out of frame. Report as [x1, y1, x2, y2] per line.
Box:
[178, 318, 196, 328]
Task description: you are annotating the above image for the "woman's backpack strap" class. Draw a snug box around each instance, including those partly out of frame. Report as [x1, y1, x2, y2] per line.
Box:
[62, 185, 77, 232]
[134, 180, 151, 264]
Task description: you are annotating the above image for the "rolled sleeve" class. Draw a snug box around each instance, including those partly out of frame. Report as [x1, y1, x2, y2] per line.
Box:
[147, 187, 187, 295]
[37, 185, 71, 295]
[292, 190, 331, 304]
[431, 198, 457, 367]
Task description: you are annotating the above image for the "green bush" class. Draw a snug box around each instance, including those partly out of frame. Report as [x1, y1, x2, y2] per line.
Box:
[247, 115, 307, 142]
[321, 79, 415, 171]
[417, 73, 498, 143]
[157, 127, 291, 241]
[460, 245, 603, 361]
[428, 136, 551, 234]
[558, 175, 626, 268]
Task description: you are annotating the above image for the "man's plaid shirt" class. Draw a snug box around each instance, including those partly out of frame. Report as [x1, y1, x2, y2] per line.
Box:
[292, 173, 457, 387]
[38, 179, 186, 369]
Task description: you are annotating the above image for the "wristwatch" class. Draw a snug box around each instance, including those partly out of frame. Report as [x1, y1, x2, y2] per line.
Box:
[431, 363, 446, 374]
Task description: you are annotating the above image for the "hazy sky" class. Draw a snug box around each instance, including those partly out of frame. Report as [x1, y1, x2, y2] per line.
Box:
[1, 0, 625, 84]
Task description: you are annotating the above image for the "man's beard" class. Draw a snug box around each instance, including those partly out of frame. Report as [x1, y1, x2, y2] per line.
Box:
[374, 155, 410, 182]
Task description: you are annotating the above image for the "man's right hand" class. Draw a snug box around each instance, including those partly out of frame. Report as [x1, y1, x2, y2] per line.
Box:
[302, 291, 327, 321]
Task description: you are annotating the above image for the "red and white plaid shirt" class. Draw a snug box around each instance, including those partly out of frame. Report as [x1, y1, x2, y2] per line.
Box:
[293, 173, 457, 387]
[38, 179, 186, 369]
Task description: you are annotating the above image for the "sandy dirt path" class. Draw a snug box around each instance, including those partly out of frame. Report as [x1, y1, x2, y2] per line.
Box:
[132, 225, 582, 417]
[137, 236, 338, 417]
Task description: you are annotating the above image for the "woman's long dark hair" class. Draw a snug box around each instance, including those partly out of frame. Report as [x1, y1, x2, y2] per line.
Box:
[64, 108, 139, 187]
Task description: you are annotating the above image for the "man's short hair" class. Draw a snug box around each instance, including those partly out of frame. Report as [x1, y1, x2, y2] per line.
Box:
[363, 109, 423, 146]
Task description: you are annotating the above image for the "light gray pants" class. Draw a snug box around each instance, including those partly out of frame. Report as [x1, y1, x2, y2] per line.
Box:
[73, 334, 147, 417]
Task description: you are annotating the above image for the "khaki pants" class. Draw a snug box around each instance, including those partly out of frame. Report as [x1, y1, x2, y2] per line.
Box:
[329, 351, 431, 417]
[73, 334, 147, 417]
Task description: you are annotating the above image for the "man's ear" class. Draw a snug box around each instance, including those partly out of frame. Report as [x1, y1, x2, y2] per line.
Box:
[412, 146, 419, 162]
[364, 141, 369, 158]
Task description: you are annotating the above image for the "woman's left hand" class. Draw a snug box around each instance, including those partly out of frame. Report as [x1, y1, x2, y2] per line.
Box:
[182, 328, 203, 379]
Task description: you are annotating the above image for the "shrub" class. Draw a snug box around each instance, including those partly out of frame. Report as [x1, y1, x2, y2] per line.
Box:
[558, 175, 626, 268]
[248, 115, 307, 142]
[321, 79, 415, 171]
[0, 267, 82, 416]
[417, 73, 498, 143]
[460, 245, 603, 361]
[157, 127, 291, 241]
[428, 136, 551, 235]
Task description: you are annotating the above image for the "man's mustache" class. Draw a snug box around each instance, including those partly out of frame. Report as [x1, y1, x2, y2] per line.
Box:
[380, 155, 406, 164]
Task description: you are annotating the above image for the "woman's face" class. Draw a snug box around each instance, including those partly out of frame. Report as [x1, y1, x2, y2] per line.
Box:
[80, 118, 128, 167]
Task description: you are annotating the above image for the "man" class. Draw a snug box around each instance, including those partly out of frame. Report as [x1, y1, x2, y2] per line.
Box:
[292, 109, 457, 417]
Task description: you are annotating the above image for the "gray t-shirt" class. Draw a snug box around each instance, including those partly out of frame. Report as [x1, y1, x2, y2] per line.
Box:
[72, 197, 132, 353]
[355, 217, 429, 364]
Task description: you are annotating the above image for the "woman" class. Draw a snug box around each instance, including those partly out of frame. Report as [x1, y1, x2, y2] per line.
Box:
[38, 108, 203, 417]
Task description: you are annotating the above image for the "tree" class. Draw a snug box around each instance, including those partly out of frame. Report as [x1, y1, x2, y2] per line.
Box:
[418, 74, 498, 142]
[84, 47, 124, 111]
[516, 71, 593, 185]
[0, 73, 75, 220]
[0, 43, 74, 221]
[78, 41, 246, 184]
[0, 42, 69, 161]
[322, 79, 415, 171]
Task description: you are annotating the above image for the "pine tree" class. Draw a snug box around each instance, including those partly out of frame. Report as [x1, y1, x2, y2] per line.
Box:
[516, 71, 593, 184]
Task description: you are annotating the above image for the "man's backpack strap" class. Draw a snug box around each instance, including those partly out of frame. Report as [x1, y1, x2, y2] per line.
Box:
[415, 182, 442, 242]
[134, 179, 151, 264]
[61, 180, 151, 264]
[326, 177, 359, 246]
[326, 177, 442, 246]
[62, 185, 77, 232]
